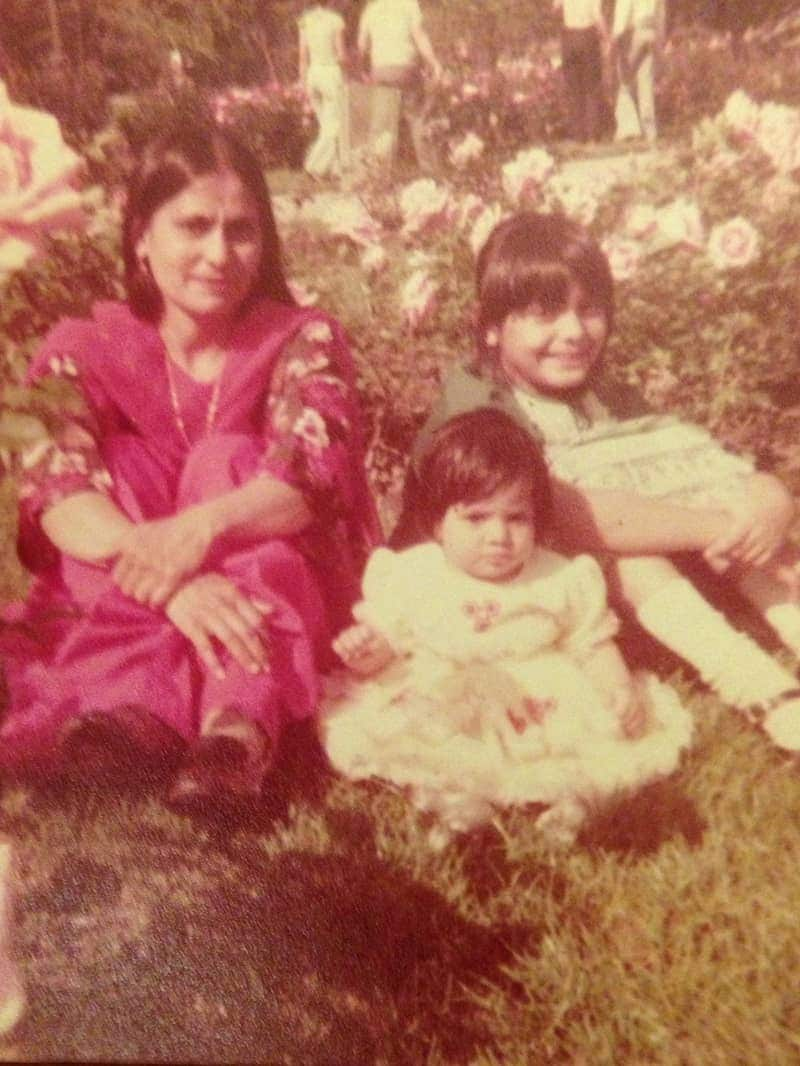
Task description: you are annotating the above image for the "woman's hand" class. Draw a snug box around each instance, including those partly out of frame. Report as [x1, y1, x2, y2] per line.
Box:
[112, 505, 219, 607]
[165, 572, 272, 679]
[704, 474, 796, 571]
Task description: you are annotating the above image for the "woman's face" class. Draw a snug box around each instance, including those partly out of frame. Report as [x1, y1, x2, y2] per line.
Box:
[136, 169, 263, 327]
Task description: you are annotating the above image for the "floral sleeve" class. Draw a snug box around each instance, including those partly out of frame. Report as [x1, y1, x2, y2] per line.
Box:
[259, 317, 364, 520]
[17, 349, 113, 532]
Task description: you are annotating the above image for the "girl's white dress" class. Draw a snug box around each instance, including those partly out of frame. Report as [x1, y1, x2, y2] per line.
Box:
[511, 386, 754, 510]
[321, 544, 692, 843]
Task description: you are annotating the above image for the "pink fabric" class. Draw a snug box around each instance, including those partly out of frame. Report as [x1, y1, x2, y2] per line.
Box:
[0, 300, 380, 771]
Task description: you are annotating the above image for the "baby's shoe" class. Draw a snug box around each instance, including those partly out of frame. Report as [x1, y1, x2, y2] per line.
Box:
[751, 688, 800, 751]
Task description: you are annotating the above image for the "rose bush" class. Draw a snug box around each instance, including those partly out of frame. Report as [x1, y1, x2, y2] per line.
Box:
[0, 82, 87, 279]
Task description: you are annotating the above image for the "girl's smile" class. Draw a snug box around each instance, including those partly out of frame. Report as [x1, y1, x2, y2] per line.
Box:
[492, 281, 608, 395]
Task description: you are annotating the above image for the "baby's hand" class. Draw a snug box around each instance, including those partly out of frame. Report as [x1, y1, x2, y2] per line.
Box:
[333, 623, 395, 677]
[615, 681, 648, 739]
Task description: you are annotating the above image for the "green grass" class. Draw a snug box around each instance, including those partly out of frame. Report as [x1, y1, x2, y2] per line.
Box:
[1, 658, 799, 1063]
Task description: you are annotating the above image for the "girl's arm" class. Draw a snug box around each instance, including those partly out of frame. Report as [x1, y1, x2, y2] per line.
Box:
[551, 481, 732, 556]
[704, 472, 796, 569]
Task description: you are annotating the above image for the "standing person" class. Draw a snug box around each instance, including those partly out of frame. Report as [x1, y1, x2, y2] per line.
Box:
[404, 211, 800, 752]
[612, 0, 667, 142]
[357, 0, 443, 169]
[298, 1, 347, 178]
[322, 408, 692, 846]
[0, 119, 380, 811]
[554, 0, 610, 142]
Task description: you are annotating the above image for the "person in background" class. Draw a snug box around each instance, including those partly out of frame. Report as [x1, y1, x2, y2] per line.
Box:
[298, 1, 347, 178]
[357, 0, 442, 169]
[612, 0, 667, 142]
[554, 0, 610, 142]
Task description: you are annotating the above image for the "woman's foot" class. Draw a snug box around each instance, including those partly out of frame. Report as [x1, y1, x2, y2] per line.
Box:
[166, 711, 271, 818]
[59, 706, 184, 786]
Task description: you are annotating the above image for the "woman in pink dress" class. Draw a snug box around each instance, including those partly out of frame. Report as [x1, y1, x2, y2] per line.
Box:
[0, 120, 379, 811]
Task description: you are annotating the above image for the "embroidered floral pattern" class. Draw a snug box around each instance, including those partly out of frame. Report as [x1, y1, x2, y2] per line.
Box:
[506, 696, 557, 734]
[462, 600, 502, 631]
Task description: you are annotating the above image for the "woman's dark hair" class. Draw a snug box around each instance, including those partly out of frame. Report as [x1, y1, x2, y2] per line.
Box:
[392, 407, 553, 547]
[475, 211, 614, 365]
[122, 119, 295, 321]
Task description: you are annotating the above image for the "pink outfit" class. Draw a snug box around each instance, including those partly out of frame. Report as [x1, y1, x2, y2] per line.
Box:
[0, 299, 379, 770]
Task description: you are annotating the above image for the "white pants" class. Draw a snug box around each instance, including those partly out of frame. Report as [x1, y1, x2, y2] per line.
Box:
[615, 24, 658, 141]
[304, 63, 345, 177]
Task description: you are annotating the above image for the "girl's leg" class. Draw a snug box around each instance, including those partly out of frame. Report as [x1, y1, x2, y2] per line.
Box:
[615, 557, 800, 738]
[736, 545, 800, 656]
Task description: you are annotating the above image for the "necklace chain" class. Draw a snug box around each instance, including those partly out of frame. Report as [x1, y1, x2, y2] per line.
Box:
[165, 355, 223, 447]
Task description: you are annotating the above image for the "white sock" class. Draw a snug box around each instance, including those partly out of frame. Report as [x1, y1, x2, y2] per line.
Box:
[762, 602, 800, 659]
[636, 577, 798, 709]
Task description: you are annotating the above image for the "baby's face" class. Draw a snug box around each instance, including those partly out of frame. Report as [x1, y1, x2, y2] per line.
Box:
[435, 480, 537, 582]
[491, 280, 608, 396]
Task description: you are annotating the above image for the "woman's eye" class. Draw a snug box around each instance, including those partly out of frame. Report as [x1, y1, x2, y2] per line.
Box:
[226, 219, 259, 242]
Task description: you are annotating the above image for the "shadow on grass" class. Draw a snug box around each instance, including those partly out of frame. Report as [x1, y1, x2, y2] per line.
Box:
[19, 845, 534, 1064]
[579, 777, 706, 856]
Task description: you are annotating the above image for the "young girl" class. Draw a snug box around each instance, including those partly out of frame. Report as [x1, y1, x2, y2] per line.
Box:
[408, 211, 800, 751]
[321, 409, 692, 845]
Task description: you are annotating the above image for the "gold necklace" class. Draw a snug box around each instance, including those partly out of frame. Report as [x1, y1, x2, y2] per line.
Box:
[164, 355, 223, 447]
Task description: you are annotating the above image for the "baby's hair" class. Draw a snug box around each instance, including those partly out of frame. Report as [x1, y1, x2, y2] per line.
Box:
[411, 407, 553, 539]
[475, 211, 614, 364]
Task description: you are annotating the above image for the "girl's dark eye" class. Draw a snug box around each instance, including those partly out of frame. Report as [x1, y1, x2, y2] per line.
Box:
[182, 217, 211, 236]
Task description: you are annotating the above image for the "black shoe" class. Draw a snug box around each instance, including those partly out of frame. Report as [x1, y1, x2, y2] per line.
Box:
[166, 735, 268, 819]
[60, 706, 184, 786]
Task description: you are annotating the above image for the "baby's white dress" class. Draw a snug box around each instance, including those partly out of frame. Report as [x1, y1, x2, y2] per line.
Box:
[321, 544, 692, 842]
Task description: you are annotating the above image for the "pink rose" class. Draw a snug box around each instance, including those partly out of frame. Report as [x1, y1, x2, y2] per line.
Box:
[400, 269, 439, 331]
[600, 236, 641, 282]
[706, 216, 760, 270]
[0, 81, 86, 277]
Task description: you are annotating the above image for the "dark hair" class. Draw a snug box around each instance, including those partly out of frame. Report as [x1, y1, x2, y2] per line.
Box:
[122, 119, 295, 321]
[475, 211, 614, 365]
[398, 407, 553, 544]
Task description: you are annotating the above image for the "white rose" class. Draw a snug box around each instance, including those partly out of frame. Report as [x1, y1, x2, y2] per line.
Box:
[449, 132, 485, 169]
[361, 244, 387, 274]
[654, 198, 705, 250]
[501, 147, 555, 205]
[400, 269, 439, 331]
[754, 102, 800, 174]
[721, 90, 761, 138]
[469, 203, 505, 257]
[0, 81, 86, 277]
[600, 236, 641, 282]
[706, 217, 760, 270]
[399, 178, 452, 236]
